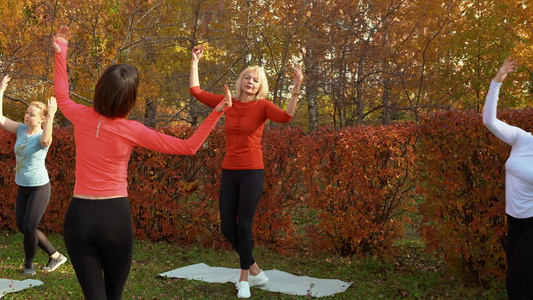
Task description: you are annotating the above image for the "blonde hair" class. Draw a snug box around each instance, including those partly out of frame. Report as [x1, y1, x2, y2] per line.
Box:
[234, 66, 269, 101]
[29, 101, 48, 118]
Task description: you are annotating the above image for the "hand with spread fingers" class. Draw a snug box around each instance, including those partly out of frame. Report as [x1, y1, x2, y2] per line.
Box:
[52, 25, 71, 53]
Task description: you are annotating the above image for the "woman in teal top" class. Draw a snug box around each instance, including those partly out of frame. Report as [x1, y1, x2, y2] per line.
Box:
[0, 75, 67, 275]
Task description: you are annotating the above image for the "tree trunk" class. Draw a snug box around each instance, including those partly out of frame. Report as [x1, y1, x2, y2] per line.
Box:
[303, 47, 319, 132]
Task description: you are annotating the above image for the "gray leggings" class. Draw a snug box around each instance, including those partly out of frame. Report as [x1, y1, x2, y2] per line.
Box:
[16, 183, 57, 264]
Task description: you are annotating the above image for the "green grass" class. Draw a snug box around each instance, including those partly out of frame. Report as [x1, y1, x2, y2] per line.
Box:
[0, 231, 506, 299]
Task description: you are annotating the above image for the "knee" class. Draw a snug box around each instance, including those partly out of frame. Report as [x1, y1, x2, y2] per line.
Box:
[16, 219, 27, 233]
[237, 224, 252, 237]
[220, 222, 236, 239]
[19, 221, 36, 235]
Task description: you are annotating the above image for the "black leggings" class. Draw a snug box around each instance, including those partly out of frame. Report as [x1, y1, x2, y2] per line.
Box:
[64, 197, 133, 300]
[507, 214, 533, 299]
[219, 169, 265, 270]
[16, 183, 57, 263]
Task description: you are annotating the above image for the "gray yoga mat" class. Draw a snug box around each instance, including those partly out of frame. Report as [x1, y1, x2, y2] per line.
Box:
[159, 263, 352, 297]
[0, 278, 43, 298]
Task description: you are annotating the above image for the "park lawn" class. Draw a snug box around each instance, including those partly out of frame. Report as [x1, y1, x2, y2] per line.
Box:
[0, 231, 505, 299]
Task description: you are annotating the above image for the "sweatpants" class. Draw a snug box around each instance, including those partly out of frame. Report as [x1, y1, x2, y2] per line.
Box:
[16, 183, 57, 264]
[506, 214, 533, 299]
[64, 197, 133, 300]
[219, 169, 265, 270]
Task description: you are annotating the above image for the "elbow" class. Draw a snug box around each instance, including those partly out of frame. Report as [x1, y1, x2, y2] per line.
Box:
[185, 149, 197, 155]
[482, 114, 491, 127]
[41, 139, 52, 147]
[182, 144, 198, 156]
[482, 117, 495, 130]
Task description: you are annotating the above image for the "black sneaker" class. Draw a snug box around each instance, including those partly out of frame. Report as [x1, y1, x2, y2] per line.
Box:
[24, 262, 35, 275]
[42, 254, 68, 272]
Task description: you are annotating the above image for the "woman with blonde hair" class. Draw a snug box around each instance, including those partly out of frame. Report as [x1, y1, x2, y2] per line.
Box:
[0, 75, 67, 275]
[190, 44, 303, 298]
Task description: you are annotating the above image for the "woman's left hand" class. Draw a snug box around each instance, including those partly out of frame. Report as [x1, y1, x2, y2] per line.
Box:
[47, 97, 57, 116]
[293, 65, 303, 86]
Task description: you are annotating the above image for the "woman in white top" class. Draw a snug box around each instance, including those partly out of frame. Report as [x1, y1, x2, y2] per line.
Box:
[483, 57, 533, 299]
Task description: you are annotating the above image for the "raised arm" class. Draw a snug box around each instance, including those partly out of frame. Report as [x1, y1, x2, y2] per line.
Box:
[0, 75, 20, 134]
[190, 44, 204, 88]
[189, 44, 230, 108]
[493, 57, 517, 83]
[40, 97, 57, 147]
[52, 25, 88, 121]
[483, 57, 524, 145]
[52, 25, 72, 105]
[285, 65, 303, 116]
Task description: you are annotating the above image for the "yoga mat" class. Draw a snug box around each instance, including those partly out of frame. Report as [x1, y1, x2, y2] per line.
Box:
[159, 263, 352, 297]
[0, 278, 43, 298]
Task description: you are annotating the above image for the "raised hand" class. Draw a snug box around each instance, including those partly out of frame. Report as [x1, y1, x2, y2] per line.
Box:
[293, 65, 303, 86]
[494, 57, 517, 83]
[216, 84, 233, 112]
[52, 25, 71, 53]
[192, 44, 205, 61]
[0, 75, 11, 93]
[47, 96, 57, 116]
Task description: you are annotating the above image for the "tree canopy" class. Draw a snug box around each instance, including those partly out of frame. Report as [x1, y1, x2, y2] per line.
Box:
[1, 0, 532, 130]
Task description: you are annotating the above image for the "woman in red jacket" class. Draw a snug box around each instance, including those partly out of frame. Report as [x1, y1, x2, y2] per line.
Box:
[190, 44, 303, 298]
[53, 26, 230, 300]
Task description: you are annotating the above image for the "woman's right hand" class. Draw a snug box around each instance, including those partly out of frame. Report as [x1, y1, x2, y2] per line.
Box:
[494, 57, 517, 83]
[192, 44, 204, 61]
[0, 75, 10, 93]
[52, 25, 71, 53]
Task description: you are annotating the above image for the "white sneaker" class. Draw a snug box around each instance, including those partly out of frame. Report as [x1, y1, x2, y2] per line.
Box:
[42, 254, 68, 272]
[248, 270, 269, 286]
[236, 281, 251, 298]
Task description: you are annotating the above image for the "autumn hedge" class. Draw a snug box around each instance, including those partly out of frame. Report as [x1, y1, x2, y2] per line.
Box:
[0, 110, 527, 282]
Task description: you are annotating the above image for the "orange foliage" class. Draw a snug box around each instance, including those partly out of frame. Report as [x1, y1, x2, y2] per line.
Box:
[417, 110, 510, 282]
[299, 125, 417, 257]
[1, 112, 523, 284]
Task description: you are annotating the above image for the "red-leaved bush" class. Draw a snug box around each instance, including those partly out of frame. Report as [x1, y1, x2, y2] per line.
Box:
[3, 109, 529, 283]
[416, 110, 511, 281]
[298, 125, 417, 257]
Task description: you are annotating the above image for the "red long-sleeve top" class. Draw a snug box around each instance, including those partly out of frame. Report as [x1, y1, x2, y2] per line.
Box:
[54, 41, 222, 197]
[190, 86, 292, 170]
